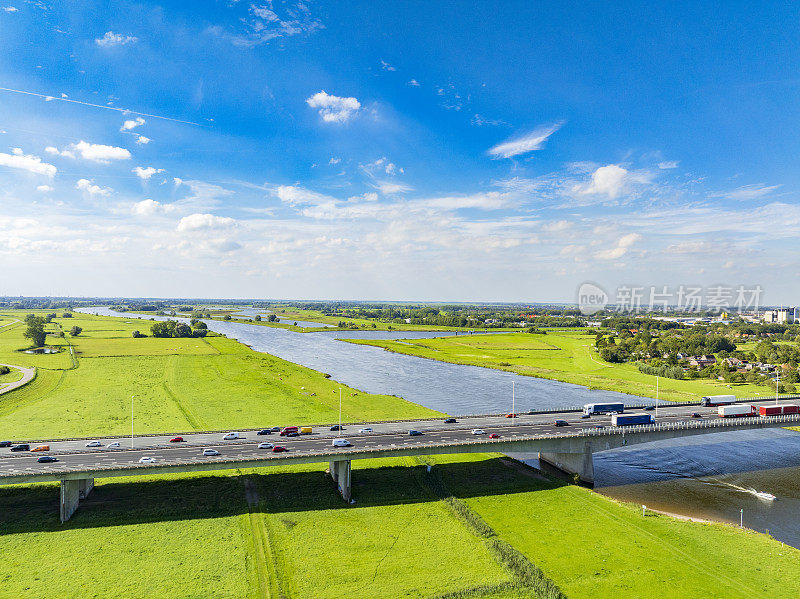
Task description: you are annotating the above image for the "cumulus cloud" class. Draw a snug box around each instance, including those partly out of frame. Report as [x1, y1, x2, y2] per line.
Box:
[306, 90, 361, 123]
[0, 149, 56, 177]
[135, 135, 150, 145]
[407, 79, 420, 87]
[571, 164, 653, 200]
[95, 31, 138, 47]
[121, 117, 145, 131]
[177, 213, 236, 232]
[131, 199, 162, 216]
[45, 146, 75, 159]
[36, 185, 53, 192]
[69, 140, 131, 163]
[488, 122, 562, 159]
[76, 178, 112, 196]
[595, 232, 641, 260]
[132, 166, 164, 180]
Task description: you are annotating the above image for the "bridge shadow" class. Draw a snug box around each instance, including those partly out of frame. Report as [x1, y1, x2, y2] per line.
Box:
[0, 456, 566, 535]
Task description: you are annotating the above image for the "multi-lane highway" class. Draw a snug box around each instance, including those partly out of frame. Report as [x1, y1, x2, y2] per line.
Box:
[0, 400, 786, 480]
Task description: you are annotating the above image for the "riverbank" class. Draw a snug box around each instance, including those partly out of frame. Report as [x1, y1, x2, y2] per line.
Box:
[345, 331, 766, 403]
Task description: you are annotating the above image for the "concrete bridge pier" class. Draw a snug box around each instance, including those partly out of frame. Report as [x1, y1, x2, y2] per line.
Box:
[60, 477, 94, 522]
[539, 441, 594, 485]
[328, 459, 351, 502]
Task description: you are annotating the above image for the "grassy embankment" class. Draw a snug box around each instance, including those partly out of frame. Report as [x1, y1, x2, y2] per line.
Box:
[1, 311, 798, 598]
[346, 330, 769, 402]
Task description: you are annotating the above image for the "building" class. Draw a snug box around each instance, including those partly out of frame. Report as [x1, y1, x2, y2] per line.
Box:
[763, 308, 797, 323]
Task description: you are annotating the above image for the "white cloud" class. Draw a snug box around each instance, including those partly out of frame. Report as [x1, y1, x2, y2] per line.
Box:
[121, 117, 145, 131]
[488, 122, 563, 159]
[36, 185, 53, 192]
[407, 79, 420, 87]
[45, 146, 75, 159]
[173, 177, 183, 187]
[69, 140, 131, 163]
[0, 149, 56, 177]
[658, 160, 679, 169]
[276, 185, 336, 207]
[132, 166, 164, 180]
[710, 183, 781, 201]
[576, 164, 629, 199]
[595, 232, 642, 260]
[131, 199, 162, 216]
[362, 157, 402, 177]
[177, 213, 236, 232]
[95, 31, 138, 47]
[329, 157, 341, 165]
[380, 60, 396, 71]
[306, 90, 361, 123]
[375, 181, 412, 195]
[417, 192, 511, 211]
[76, 178, 112, 196]
[135, 135, 151, 145]
[2, 6, 17, 12]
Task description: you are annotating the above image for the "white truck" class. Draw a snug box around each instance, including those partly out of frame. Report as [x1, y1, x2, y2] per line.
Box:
[701, 394, 736, 406]
[718, 404, 756, 418]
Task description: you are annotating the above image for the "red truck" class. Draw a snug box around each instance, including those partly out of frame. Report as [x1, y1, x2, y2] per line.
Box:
[759, 404, 800, 416]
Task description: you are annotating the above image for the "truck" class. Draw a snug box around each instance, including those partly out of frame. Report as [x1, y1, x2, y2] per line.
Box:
[611, 413, 654, 426]
[759, 403, 800, 416]
[299, 427, 313, 434]
[718, 404, 756, 418]
[701, 394, 736, 406]
[583, 402, 625, 416]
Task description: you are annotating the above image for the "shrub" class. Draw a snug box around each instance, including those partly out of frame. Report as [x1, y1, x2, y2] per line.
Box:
[0, 366, 9, 375]
[132, 330, 145, 338]
[62, 312, 72, 318]
[69, 326, 82, 336]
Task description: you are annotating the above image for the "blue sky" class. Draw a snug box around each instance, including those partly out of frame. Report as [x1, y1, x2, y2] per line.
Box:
[1, 1, 799, 303]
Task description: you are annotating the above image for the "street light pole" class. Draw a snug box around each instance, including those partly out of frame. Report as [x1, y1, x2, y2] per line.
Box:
[339, 387, 342, 433]
[512, 380, 515, 419]
[656, 375, 659, 418]
[131, 395, 135, 448]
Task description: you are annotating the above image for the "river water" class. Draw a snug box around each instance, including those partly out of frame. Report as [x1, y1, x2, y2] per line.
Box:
[81, 307, 800, 547]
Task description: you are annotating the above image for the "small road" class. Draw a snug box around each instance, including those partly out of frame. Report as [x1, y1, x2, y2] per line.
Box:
[0, 363, 35, 396]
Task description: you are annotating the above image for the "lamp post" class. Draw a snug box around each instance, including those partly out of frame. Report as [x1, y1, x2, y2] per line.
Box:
[512, 380, 515, 420]
[131, 395, 135, 448]
[339, 387, 342, 433]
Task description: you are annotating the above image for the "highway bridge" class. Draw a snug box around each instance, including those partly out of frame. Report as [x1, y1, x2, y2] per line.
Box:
[1, 400, 798, 521]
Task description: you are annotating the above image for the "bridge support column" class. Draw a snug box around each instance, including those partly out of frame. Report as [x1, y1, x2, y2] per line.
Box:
[539, 442, 594, 485]
[328, 460, 351, 502]
[60, 477, 94, 522]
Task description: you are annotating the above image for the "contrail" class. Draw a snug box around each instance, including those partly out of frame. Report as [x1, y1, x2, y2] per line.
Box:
[0, 86, 204, 126]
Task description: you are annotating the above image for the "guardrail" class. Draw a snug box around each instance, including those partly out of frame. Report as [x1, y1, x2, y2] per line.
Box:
[574, 413, 800, 438]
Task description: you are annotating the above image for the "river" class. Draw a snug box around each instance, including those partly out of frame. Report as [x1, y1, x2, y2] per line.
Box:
[80, 307, 800, 547]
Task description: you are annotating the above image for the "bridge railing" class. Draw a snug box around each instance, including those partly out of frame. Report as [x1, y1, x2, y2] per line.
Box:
[574, 413, 800, 438]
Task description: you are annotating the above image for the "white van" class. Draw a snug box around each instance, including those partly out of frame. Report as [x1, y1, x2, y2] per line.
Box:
[332, 438, 352, 447]
[222, 432, 241, 440]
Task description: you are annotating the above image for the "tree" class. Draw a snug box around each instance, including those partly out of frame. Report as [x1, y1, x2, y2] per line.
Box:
[132, 330, 144, 338]
[223, 315, 232, 321]
[254, 315, 261, 321]
[69, 326, 82, 336]
[24, 317, 46, 347]
[62, 312, 73, 318]
[267, 314, 278, 322]
[175, 323, 192, 337]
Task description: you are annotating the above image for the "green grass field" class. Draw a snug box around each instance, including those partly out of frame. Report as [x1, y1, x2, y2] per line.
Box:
[346, 331, 769, 402]
[1, 454, 797, 598]
[0, 310, 440, 439]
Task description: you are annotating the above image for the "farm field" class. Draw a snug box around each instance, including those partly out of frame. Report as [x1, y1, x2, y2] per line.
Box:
[346, 331, 768, 402]
[0, 310, 440, 439]
[1, 454, 797, 598]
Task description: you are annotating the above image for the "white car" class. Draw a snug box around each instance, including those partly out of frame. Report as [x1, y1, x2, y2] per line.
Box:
[202, 448, 220, 456]
[138, 456, 156, 464]
[358, 428, 373, 433]
[106, 442, 121, 449]
[223, 432, 241, 440]
[332, 438, 352, 447]
[258, 442, 273, 449]
[85, 441, 102, 447]
[471, 429, 487, 435]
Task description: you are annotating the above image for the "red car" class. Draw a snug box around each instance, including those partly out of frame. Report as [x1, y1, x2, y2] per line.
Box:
[505, 413, 518, 418]
[169, 436, 184, 443]
[272, 446, 287, 453]
[489, 433, 500, 439]
[279, 426, 299, 437]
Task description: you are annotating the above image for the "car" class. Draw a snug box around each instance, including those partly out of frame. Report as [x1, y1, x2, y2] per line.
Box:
[408, 430, 422, 436]
[202, 448, 220, 456]
[332, 438, 352, 447]
[258, 442, 274, 449]
[358, 427, 373, 433]
[106, 442, 121, 448]
[257, 429, 272, 435]
[169, 436, 184, 443]
[553, 420, 569, 427]
[0, 441, 11, 448]
[329, 425, 343, 431]
[644, 406, 655, 411]
[272, 446, 287, 452]
[280, 426, 299, 436]
[10, 444, 30, 452]
[138, 456, 156, 464]
[37, 455, 58, 463]
[691, 412, 702, 418]
[580, 414, 591, 419]
[31, 445, 50, 452]
[594, 424, 604, 429]
[85, 441, 102, 447]
[223, 432, 241, 440]
[444, 418, 457, 424]
[489, 433, 500, 439]
[285, 431, 299, 437]
[505, 413, 518, 418]
[471, 429, 487, 435]
[270, 426, 281, 432]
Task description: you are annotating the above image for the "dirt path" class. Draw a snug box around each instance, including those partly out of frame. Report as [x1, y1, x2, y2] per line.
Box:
[0, 363, 36, 395]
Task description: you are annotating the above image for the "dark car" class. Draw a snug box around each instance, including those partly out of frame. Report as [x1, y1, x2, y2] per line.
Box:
[408, 430, 422, 436]
[270, 426, 281, 432]
[10, 444, 30, 452]
[691, 412, 702, 418]
[444, 418, 457, 424]
[644, 406, 655, 411]
[553, 419, 569, 427]
[329, 425, 344, 431]
[37, 455, 58, 463]
[285, 431, 299, 437]
[257, 429, 272, 435]
[0, 440, 11, 448]
[580, 414, 591, 419]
